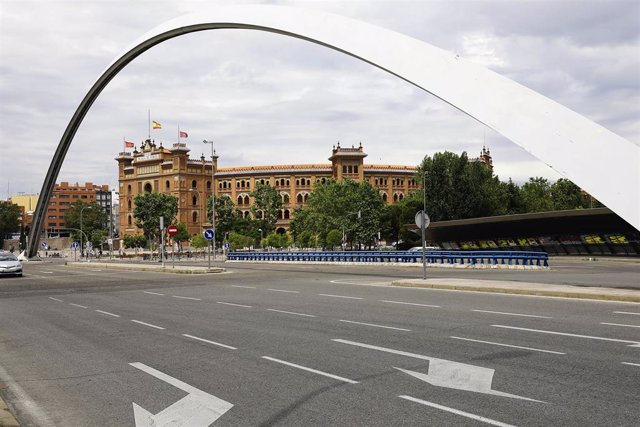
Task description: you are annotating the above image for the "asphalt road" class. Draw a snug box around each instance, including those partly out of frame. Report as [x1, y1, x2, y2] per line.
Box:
[0, 261, 639, 426]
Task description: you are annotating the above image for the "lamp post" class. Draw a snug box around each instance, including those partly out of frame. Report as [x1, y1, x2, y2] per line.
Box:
[258, 228, 263, 249]
[203, 139, 216, 261]
[80, 205, 92, 260]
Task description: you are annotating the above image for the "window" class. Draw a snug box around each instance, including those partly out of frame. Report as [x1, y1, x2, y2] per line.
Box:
[191, 180, 197, 189]
[127, 185, 132, 193]
[348, 165, 353, 174]
[237, 195, 243, 205]
[354, 165, 358, 174]
[128, 199, 132, 210]
[192, 195, 198, 206]
[342, 165, 347, 174]
[192, 211, 198, 223]
[207, 181, 211, 190]
[144, 183, 152, 193]
[165, 180, 170, 190]
[284, 209, 290, 219]
[127, 215, 132, 225]
[297, 193, 303, 203]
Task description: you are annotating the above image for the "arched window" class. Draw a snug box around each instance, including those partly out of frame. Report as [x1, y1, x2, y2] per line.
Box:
[244, 211, 250, 219]
[191, 180, 197, 189]
[144, 183, 152, 193]
[296, 179, 300, 186]
[393, 193, 399, 202]
[127, 184, 132, 193]
[284, 209, 290, 219]
[297, 193, 303, 204]
[165, 180, 170, 190]
[382, 193, 388, 202]
[399, 193, 404, 200]
[192, 211, 198, 223]
[244, 195, 250, 205]
[192, 195, 197, 206]
[286, 179, 290, 186]
[283, 194, 290, 204]
[306, 179, 311, 186]
[127, 215, 132, 225]
[207, 181, 211, 190]
[278, 210, 283, 220]
[127, 199, 132, 210]
[237, 195, 243, 205]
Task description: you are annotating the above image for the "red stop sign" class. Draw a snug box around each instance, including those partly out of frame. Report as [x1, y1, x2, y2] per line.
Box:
[167, 225, 178, 236]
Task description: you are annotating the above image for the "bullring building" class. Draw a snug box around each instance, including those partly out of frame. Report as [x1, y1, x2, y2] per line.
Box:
[116, 140, 419, 238]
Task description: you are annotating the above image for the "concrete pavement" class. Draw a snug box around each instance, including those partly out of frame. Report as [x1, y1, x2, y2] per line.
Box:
[65, 261, 225, 274]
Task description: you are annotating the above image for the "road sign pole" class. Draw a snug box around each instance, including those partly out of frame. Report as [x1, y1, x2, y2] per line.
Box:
[208, 241, 211, 270]
[160, 216, 165, 269]
[421, 212, 426, 280]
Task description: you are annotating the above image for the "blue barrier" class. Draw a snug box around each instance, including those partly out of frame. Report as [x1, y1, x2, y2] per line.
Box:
[226, 250, 549, 267]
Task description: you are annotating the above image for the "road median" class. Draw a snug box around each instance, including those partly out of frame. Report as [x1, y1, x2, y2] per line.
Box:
[65, 262, 224, 274]
[392, 278, 640, 303]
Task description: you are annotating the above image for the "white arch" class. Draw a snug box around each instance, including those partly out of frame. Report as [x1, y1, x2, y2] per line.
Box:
[28, 5, 639, 256]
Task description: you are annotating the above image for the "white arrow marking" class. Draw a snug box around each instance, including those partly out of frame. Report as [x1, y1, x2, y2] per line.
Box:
[130, 362, 233, 427]
[333, 339, 543, 402]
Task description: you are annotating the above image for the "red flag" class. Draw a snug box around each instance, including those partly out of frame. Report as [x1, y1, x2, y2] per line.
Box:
[179, 131, 188, 138]
[125, 141, 135, 148]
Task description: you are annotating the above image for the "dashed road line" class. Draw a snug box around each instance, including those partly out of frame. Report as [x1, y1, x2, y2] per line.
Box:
[622, 362, 640, 367]
[399, 395, 515, 427]
[268, 289, 299, 293]
[492, 325, 640, 346]
[231, 285, 256, 289]
[614, 311, 640, 316]
[172, 295, 202, 301]
[262, 356, 358, 384]
[48, 297, 63, 302]
[143, 291, 165, 296]
[339, 319, 411, 332]
[216, 301, 252, 308]
[380, 300, 440, 308]
[267, 309, 316, 318]
[131, 320, 165, 330]
[472, 309, 551, 319]
[38, 271, 54, 274]
[318, 293, 363, 300]
[69, 303, 88, 309]
[95, 310, 121, 318]
[450, 336, 566, 355]
[330, 279, 391, 287]
[182, 334, 237, 350]
[601, 322, 640, 329]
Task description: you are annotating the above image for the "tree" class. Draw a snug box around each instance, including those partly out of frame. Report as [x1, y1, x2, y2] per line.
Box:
[123, 235, 146, 251]
[228, 232, 253, 250]
[133, 193, 178, 242]
[63, 201, 109, 254]
[550, 178, 588, 210]
[0, 202, 21, 248]
[172, 223, 190, 250]
[521, 177, 554, 213]
[191, 233, 209, 251]
[326, 229, 342, 250]
[207, 195, 244, 245]
[91, 229, 107, 250]
[250, 183, 282, 234]
[296, 230, 312, 249]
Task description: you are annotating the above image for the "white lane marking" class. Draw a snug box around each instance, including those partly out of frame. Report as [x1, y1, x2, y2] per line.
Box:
[450, 336, 566, 355]
[143, 291, 165, 296]
[472, 309, 552, 319]
[622, 362, 640, 367]
[492, 325, 640, 347]
[231, 285, 256, 289]
[318, 293, 363, 300]
[96, 310, 121, 318]
[339, 319, 411, 332]
[380, 300, 440, 308]
[48, 297, 63, 302]
[399, 395, 515, 427]
[69, 303, 88, 309]
[262, 356, 358, 384]
[172, 295, 202, 301]
[131, 320, 166, 330]
[0, 363, 53, 426]
[90, 269, 103, 272]
[130, 362, 233, 427]
[38, 271, 54, 274]
[614, 311, 640, 316]
[601, 322, 640, 329]
[333, 339, 543, 402]
[267, 309, 316, 318]
[216, 301, 252, 308]
[268, 289, 299, 293]
[330, 279, 391, 287]
[182, 334, 237, 350]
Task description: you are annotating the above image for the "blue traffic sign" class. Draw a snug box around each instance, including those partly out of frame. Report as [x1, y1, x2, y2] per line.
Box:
[203, 229, 215, 241]
[71, 241, 79, 249]
[41, 241, 47, 248]
[224, 242, 230, 249]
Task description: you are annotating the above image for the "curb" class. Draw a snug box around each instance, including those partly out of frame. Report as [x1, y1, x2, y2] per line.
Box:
[0, 394, 19, 427]
[65, 262, 225, 275]
[226, 260, 548, 270]
[392, 281, 640, 303]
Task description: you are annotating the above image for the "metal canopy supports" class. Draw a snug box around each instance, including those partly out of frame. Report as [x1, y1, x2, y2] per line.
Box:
[28, 5, 639, 257]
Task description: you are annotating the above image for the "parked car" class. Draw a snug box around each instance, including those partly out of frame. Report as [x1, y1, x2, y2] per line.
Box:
[407, 246, 440, 252]
[0, 252, 23, 277]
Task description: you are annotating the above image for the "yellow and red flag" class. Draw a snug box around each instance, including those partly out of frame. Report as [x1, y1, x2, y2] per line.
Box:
[152, 120, 162, 129]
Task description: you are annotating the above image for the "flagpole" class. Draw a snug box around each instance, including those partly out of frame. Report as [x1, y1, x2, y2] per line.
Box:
[148, 109, 151, 140]
[123, 136, 125, 153]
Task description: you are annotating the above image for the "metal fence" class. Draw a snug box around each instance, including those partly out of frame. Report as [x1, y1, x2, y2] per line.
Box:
[226, 250, 549, 267]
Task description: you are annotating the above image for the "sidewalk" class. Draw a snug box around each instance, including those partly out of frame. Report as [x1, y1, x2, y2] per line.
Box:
[392, 278, 640, 303]
[0, 395, 19, 427]
[65, 262, 224, 274]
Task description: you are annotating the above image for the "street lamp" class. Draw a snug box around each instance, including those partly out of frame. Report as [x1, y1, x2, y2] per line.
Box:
[80, 205, 93, 260]
[258, 228, 263, 249]
[203, 139, 216, 261]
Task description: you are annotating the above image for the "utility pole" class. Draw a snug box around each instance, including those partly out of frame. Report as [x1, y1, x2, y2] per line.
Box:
[203, 139, 216, 262]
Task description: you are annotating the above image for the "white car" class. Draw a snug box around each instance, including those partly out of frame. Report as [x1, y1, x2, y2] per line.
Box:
[407, 246, 440, 252]
[0, 252, 23, 277]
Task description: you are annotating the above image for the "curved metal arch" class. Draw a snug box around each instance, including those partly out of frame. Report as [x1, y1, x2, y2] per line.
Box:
[28, 5, 639, 256]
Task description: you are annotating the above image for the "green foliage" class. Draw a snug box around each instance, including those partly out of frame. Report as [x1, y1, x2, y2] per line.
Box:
[550, 178, 588, 210]
[326, 229, 343, 249]
[250, 183, 282, 234]
[521, 177, 554, 213]
[63, 201, 109, 249]
[265, 232, 291, 249]
[296, 230, 312, 249]
[123, 234, 146, 250]
[228, 231, 253, 250]
[173, 223, 190, 248]
[0, 202, 21, 247]
[191, 233, 209, 249]
[133, 193, 178, 241]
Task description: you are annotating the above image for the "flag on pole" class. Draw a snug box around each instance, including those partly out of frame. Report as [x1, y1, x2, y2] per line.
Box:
[152, 121, 162, 129]
[124, 141, 135, 148]
[179, 131, 188, 138]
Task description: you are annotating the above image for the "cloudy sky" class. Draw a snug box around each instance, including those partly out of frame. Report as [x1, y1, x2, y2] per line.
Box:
[1, 0, 638, 199]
